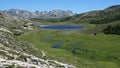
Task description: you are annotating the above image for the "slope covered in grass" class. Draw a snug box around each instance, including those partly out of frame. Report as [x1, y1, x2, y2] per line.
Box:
[19, 28, 120, 68]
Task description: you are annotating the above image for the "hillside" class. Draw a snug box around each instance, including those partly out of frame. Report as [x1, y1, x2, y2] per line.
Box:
[64, 5, 120, 23]
[0, 12, 75, 68]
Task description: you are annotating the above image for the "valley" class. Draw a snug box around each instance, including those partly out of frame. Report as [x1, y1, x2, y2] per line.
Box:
[0, 5, 120, 68]
[19, 22, 120, 68]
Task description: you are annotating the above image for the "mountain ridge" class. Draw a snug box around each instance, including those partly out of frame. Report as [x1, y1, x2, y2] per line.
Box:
[104, 5, 120, 10]
[52, 5, 120, 23]
[3, 9, 74, 19]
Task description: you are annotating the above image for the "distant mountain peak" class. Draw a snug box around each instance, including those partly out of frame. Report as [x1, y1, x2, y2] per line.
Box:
[3, 9, 74, 19]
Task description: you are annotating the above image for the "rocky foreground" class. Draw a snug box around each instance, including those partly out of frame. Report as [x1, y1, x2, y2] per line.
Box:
[0, 12, 76, 68]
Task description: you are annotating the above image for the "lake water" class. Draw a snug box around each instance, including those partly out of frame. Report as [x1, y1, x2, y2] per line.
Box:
[39, 25, 84, 30]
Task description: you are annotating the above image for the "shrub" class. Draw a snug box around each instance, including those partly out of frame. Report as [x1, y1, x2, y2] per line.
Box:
[103, 25, 120, 35]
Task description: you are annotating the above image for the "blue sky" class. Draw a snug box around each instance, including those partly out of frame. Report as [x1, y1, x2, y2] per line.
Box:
[0, 0, 120, 13]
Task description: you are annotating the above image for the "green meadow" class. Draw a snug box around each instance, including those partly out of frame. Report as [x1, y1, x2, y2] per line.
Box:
[19, 22, 120, 68]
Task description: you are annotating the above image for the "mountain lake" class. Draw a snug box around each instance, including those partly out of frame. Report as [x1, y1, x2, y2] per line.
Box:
[39, 25, 85, 30]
